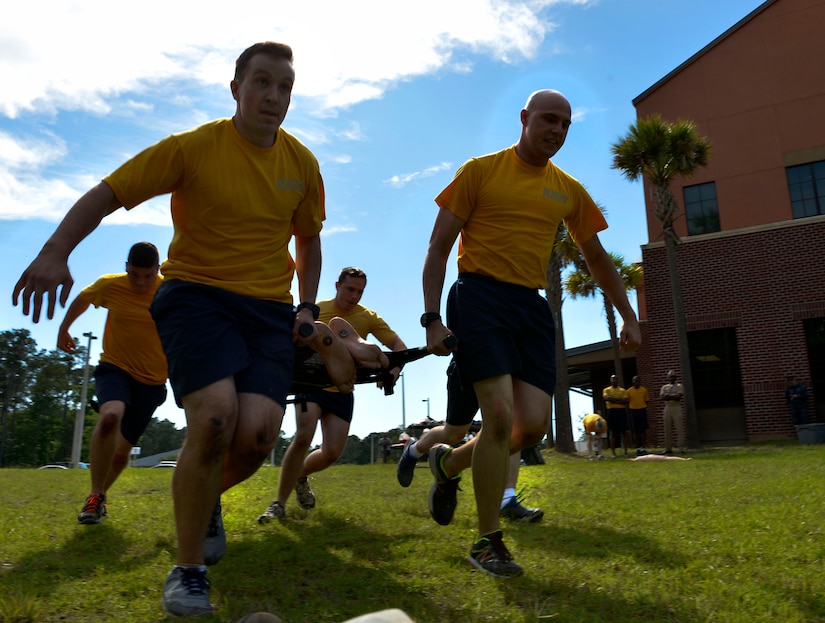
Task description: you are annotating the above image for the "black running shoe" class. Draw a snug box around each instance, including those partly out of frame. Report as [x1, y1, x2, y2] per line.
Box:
[500, 493, 544, 523]
[77, 492, 106, 525]
[467, 530, 523, 578]
[428, 444, 461, 526]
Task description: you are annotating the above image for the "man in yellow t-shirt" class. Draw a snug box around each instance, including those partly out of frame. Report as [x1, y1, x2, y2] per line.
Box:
[602, 375, 630, 458]
[58, 242, 167, 525]
[420, 89, 642, 578]
[259, 267, 407, 521]
[583, 413, 608, 460]
[13, 42, 342, 617]
[626, 375, 650, 456]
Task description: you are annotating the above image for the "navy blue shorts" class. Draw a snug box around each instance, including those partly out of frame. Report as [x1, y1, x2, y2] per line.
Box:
[606, 407, 629, 434]
[93, 362, 167, 445]
[446, 273, 555, 396]
[149, 280, 294, 408]
[629, 408, 649, 432]
[301, 390, 355, 423]
[446, 359, 478, 427]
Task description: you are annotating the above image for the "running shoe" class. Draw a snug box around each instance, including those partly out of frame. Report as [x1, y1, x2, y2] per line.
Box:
[467, 530, 523, 578]
[396, 439, 424, 487]
[500, 492, 544, 523]
[428, 444, 461, 526]
[161, 565, 213, 617]
[204, 499, 225, 566]
[295, 477, 316, 509]
[77, 492, 106, 525]
[258, 500, 286, 524]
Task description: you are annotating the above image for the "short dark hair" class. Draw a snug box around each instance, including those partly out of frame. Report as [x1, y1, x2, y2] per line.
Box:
[338, 266, 366, 284]
[234, 42, 293, 82]
[127, 242, 159, 268]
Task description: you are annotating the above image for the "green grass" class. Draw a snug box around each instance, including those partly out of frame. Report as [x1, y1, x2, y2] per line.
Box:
[1, 444, 825, 622]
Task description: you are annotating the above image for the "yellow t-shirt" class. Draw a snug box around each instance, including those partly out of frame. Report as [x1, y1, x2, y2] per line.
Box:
[104, 119, 325, 303]
[318, 301, 399, 346]
[626, 386, 649, 409]
[80, 274, 167, 385]
[583, 413, 607, 434]
[435, 145, 607, 289]
[602, 385, 628, 409]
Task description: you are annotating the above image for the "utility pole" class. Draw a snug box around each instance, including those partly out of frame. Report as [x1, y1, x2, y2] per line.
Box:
[71, 331, 97, 468]
[400, 371, 406, 430]
[422, 397, 430, 420]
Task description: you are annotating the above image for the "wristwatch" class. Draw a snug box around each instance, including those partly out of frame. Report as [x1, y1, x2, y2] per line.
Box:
[420, 312, 442, 328]
[296, 302, 321, 320]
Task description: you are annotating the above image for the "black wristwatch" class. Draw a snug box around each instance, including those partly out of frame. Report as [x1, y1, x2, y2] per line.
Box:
[420, 312, 442, 328]
[296, 302, 321, 320]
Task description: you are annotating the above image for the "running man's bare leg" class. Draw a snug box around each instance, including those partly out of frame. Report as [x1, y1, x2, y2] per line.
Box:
[506, 453, 521, 490]
[175, 378, 238, 566]
[414, 423, 470, 455]
[220, 392, 284, 491]
[302, 414, 350, 475]
[102, 433, 134, 492]
[277, 403, 322, 504]
[87, 400, 126, 494]
[470, 375, 513, 537]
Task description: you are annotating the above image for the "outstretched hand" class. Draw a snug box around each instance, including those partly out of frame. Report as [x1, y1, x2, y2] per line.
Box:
[12, 257, 74, 323]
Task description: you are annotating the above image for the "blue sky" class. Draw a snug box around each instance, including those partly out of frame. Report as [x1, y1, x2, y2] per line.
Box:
[0, 0, 766, 443]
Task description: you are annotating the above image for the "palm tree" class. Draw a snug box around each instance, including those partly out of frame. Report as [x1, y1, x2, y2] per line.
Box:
[565, 252, 643, 388]
[611, 114, 711, 449]
[545, 222, 580, 453]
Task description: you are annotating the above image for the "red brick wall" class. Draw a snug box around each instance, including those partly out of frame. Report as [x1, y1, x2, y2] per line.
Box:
[636, 217, 825, 443]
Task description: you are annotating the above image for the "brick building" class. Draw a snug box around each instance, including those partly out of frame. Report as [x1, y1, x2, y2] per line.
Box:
[630, 0, 825, 443]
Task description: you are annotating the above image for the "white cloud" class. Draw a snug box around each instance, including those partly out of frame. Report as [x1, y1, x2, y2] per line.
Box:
[321, 224, 358, 237]
[0, 0, 589, 118]
[0, 0, 595, 223]
[384, 162, 453, 188]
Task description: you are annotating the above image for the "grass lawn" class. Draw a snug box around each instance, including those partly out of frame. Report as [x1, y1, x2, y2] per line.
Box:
[1, 443, 824, 622]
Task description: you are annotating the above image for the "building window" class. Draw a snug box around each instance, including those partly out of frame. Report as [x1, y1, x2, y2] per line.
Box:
[787, 160, 825, 218]
[683, 181, 720, 235]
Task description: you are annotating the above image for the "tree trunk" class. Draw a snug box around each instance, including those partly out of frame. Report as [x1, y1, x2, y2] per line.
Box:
[546, 252, 574, 453]
[663, 234, 700, 448]
[603, 292, 625, 387]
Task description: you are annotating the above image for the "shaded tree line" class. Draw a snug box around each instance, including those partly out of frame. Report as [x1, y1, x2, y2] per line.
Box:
[0, 328, 185, 467]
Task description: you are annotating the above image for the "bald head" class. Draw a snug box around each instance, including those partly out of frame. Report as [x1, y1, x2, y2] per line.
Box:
[524, 89, 571, 114]
[516, 89, 572, 166]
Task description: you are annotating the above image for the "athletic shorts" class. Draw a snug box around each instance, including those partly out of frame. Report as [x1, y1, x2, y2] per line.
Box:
[301, 390, 355, 423]
[605, 407, 628, 434]
[93, 362, 167, 445]
[150, 280, 294, 408]
[629, 408, 649, 432]
[445, 359, 479, 427]
[446, 272, 555, 396]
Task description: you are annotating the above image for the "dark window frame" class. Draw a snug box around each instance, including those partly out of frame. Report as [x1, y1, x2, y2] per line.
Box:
[787, 160, 825, 219]
[683, 181, 720, 235]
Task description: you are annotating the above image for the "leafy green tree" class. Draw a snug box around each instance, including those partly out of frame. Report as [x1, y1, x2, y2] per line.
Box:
[139, 417, 186, 457]
[611, 114, 711, 448]
[0, 329, 39, 465]
[565, 252, 643, 388]
[0, 329, 90, 466]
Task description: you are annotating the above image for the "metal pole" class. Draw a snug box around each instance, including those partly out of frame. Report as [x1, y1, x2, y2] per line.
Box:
[401, 371, 406, 430]
[71, 331, 97, 468]
[422, 397, 430, 420]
